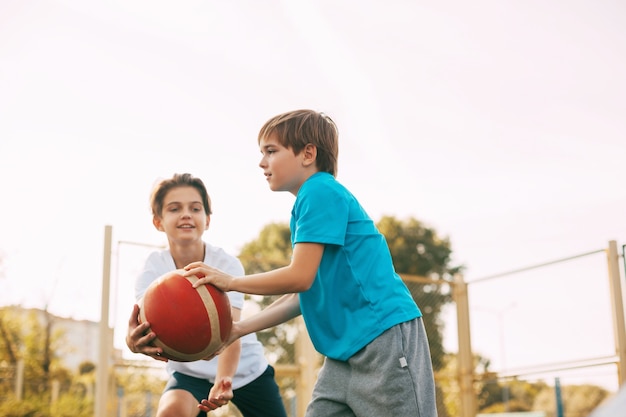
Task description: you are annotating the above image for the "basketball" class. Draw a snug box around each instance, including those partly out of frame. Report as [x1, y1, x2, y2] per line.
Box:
[138, 270, 232, 362]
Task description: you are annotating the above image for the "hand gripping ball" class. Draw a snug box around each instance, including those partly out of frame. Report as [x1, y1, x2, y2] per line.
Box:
[138, 270, 232, 362]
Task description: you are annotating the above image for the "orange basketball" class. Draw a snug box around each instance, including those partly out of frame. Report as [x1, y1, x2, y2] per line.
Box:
[138, 270, 232, 362]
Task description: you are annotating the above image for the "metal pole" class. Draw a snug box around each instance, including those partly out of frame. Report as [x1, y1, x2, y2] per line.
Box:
[95, 225, 113, 417]
[498, 310, 510, 412]
[607, 240, 626, 385]
[555, 377, 564, 417]
[469, 249, 605, 284]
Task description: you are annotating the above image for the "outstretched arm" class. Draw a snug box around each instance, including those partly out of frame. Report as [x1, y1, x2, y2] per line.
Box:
[200, 293, 302, 362]
[184, 242, 324, 295]
[238, 293, 302, 334]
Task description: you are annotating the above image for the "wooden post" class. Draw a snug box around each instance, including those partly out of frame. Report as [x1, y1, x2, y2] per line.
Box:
[606, 240, 626, 385]
[454, 274, 476, 417]
[15, 359, 24, 401]
[295, 316, 317, 417]
[95, 225, 113, 417]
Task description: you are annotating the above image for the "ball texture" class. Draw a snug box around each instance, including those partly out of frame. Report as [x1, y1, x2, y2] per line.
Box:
[138, 270, 232, 362]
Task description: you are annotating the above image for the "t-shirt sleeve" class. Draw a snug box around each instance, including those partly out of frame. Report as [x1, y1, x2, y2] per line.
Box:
[293, 183, 348, 246]
[134, 251, 165, 301]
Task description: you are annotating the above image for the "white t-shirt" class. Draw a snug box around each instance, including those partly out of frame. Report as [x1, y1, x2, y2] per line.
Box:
[134, 242, 268, 389]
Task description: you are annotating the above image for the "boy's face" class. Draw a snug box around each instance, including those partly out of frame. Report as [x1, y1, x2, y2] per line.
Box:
[259, 133, 312, 195]
[153, 186, 210, 242]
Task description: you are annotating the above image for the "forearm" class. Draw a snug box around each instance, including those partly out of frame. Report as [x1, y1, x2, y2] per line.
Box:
[236, 294, 301, 336]
[230, 265, 312, 295]
[215, 339, 240, 381]
[186, 243, 323, 295]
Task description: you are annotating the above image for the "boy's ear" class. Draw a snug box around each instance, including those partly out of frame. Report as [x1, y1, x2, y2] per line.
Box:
[153, 216, 164, 231]
[205, 215, 210, 230]
[302, 143, 317, 167]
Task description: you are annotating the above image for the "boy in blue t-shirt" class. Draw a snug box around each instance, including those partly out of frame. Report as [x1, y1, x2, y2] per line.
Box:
[184, 109, 437, 417]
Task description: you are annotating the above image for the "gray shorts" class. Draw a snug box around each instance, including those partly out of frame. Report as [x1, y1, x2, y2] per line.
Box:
[306, 317, 437, 417]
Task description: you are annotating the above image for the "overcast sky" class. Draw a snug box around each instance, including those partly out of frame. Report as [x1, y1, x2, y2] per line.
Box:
[1, 0, 625, 391]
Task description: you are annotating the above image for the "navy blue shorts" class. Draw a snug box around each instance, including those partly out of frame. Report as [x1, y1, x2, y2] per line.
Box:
[164, 365, 287, 417]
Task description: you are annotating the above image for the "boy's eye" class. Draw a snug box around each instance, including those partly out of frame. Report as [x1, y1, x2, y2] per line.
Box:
[262, 148, 276, 155]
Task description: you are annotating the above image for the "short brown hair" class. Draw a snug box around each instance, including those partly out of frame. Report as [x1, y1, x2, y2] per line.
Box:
[150, 173, 212, 217]
[258, 109, 339, 176]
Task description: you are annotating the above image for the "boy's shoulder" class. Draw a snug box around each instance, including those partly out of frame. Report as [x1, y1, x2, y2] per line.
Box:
[204, 241, 232, 257]
[146, 248, 170, 264]
[204, 242, 243, 268]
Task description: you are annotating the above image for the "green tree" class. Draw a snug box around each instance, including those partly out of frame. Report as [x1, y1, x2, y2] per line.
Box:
[0, 307, 78, 416]
[0, 307, 23, 364]
[376, 216, 463, 371]
[20, 309, 69, 397]
[0, 307, 23, 402]
[78, 361, 95, 375]
[239, 222, 292, 274]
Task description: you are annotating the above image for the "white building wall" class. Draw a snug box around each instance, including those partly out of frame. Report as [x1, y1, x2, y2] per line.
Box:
[6, 306, 121, 372]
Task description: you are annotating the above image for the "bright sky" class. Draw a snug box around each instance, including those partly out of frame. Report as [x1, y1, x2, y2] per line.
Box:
[1, 0, 625, 391]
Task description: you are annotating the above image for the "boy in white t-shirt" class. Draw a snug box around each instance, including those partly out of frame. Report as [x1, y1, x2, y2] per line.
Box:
[126, 173, 286, 417]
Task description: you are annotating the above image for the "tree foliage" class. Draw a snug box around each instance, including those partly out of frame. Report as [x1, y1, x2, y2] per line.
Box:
[20, 309, 69, 396]
[0, 307, 84, 416]
[376, 215, 463, 370]
[0, 307, 22, 366]
[238, 222, 292, 275]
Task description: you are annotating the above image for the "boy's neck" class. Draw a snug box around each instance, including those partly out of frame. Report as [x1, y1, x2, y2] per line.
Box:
[170, 241, 205, 269]
[291, 170, 323, 196]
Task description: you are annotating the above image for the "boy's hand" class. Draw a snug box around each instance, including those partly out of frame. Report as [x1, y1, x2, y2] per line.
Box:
[183, 262, 233, 291]
[125, 304, 168, 362]
[198, 376, 234, 412]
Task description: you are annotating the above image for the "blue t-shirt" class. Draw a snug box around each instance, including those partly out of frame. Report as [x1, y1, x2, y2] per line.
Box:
[292, 172, 421, 361]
